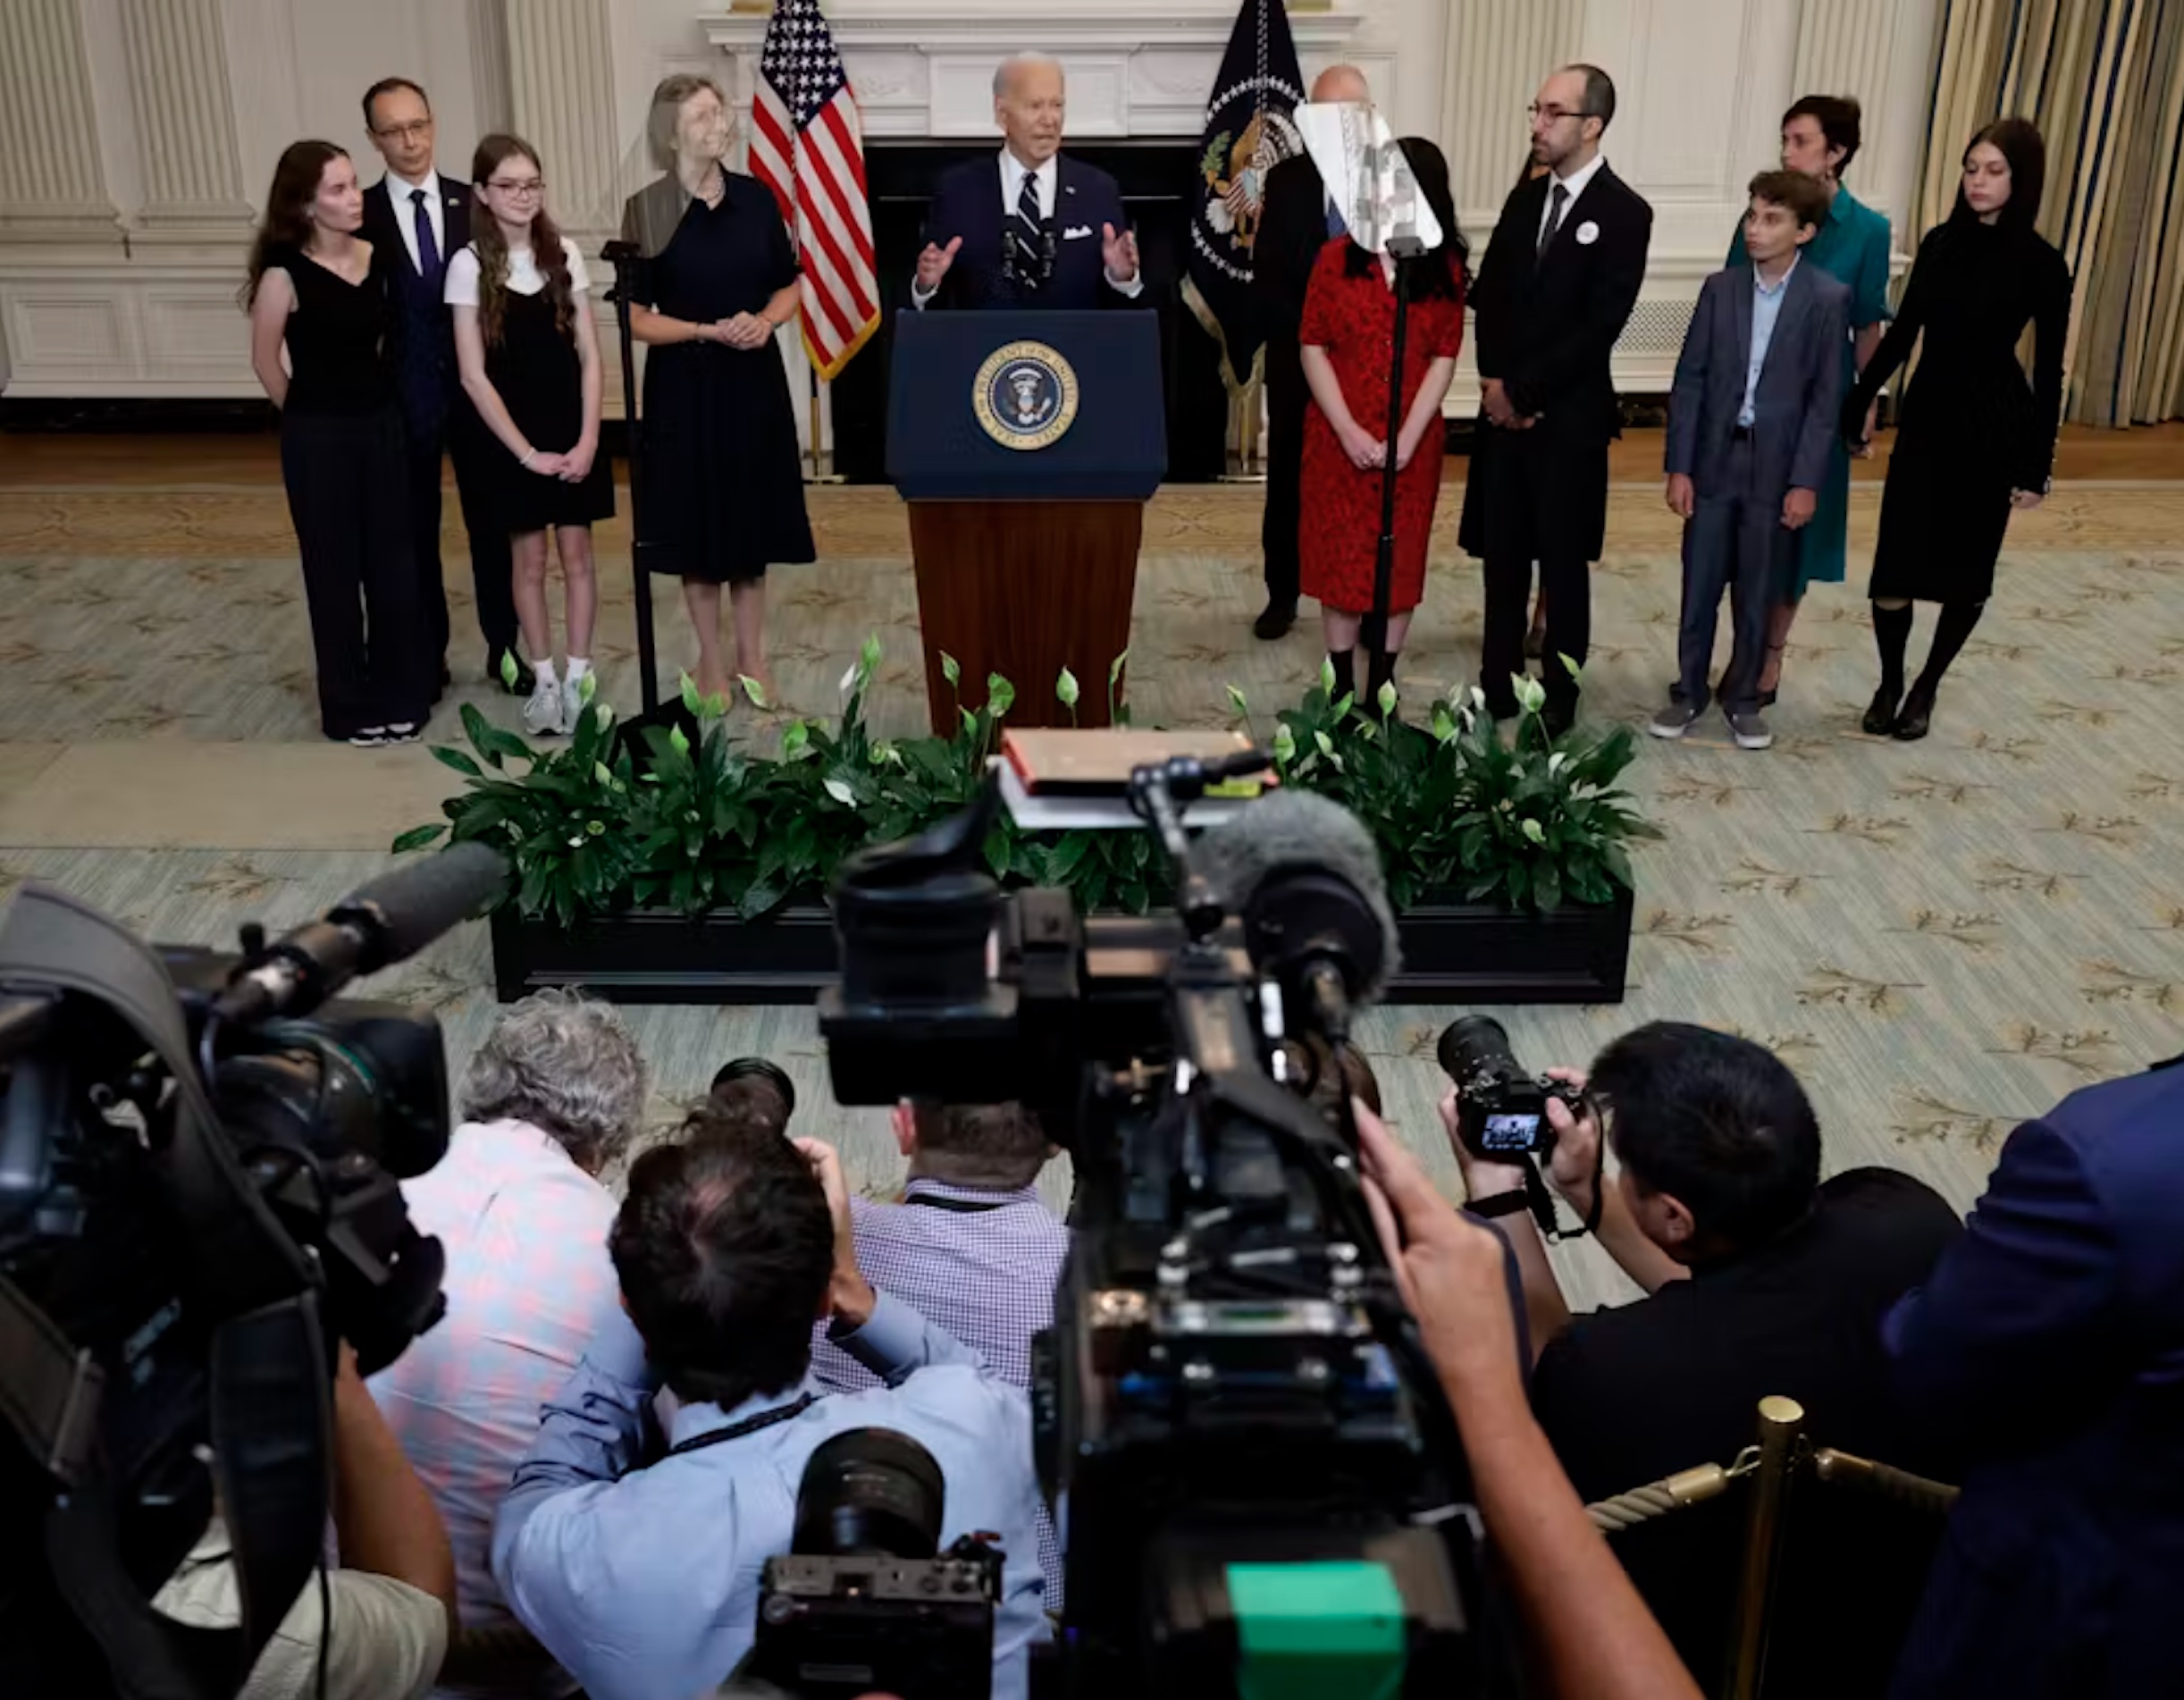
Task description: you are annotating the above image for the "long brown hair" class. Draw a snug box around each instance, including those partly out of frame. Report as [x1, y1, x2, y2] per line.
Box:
[243, 139, 347, 308]
[469, 133, 575, 347]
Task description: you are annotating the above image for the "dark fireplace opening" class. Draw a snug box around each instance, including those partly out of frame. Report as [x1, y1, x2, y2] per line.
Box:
[827, 139, 1232, 484]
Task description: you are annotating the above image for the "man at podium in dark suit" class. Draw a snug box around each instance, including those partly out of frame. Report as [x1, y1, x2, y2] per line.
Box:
[911, 53, 1146, 312]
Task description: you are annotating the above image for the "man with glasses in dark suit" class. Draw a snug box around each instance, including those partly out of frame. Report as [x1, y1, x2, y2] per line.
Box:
[359, 77, 528, 697]
[1468, 63, 1651, 736]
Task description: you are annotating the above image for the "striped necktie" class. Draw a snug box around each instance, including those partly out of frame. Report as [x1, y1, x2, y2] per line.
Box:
[1013, 168, 1046, 297]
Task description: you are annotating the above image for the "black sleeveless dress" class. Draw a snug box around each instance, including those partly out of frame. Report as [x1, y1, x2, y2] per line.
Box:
[471, 247, 616, 532]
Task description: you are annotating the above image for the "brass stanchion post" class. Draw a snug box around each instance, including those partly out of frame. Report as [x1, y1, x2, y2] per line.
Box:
[1725, 1394, 1805, 1700]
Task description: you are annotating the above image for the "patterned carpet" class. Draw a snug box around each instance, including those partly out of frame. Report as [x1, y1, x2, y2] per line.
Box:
[3, 475, 2181, 1309]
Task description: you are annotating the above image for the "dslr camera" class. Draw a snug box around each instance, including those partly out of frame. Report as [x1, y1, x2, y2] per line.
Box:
[0, 846, 504, 1700]
[1436, 1015, 1588, 1158]
[817, 757, 1490, 1699]
[745, 1429, 1006, 1700]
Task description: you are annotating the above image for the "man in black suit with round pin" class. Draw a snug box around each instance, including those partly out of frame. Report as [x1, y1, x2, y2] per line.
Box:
[1469, 63, 1652, 736]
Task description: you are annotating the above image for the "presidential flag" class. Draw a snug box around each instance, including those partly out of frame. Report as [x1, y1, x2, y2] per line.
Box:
[751, 0, 879, 379]
[1183, 0, 1306, 389]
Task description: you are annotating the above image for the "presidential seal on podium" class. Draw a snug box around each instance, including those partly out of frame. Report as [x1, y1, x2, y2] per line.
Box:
[973, 341, 1081, 451]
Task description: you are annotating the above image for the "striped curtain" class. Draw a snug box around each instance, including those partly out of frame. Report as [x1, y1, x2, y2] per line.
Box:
[1920, 0, 2184, 425]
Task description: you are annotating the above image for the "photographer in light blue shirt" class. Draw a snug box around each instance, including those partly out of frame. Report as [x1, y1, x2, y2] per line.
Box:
[491, 1109, 1048, 1700]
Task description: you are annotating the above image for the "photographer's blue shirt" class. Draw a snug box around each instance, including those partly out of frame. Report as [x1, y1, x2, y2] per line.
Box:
[491, 1292, 1048, 1700]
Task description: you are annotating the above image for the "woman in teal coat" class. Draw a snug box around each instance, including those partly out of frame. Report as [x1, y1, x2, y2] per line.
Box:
[1727, 95, 1894, 704]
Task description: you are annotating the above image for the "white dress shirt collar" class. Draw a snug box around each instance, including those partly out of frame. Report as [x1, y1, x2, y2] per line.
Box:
[1550, 150, 1609, 206]
[999, 148, 1058, 221]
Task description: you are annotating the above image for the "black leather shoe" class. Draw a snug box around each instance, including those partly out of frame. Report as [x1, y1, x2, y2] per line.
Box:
[1253, 599, 1298, 641]
[1892, 686, 1934, 741]
[1861, 687, 1901, 736]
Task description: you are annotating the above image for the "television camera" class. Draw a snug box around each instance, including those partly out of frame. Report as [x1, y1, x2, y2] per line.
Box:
[817, 754, 1491, 1698]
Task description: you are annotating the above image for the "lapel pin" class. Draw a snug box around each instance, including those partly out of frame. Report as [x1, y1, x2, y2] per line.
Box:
[1575, 220, 1600, 246]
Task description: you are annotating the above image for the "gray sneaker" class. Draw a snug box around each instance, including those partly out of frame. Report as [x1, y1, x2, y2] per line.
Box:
[1726, 708, 1774, 750]
[1649, 698, 1703, 739]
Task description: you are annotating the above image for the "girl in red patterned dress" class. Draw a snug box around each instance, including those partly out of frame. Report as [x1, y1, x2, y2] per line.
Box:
[1298, 137, 1467, 713]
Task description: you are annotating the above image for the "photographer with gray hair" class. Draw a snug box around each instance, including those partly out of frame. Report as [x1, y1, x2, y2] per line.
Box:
[368, 990, 648, 1645]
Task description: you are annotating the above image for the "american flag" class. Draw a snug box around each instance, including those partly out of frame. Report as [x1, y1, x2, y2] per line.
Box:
[751, 0, 879, 380]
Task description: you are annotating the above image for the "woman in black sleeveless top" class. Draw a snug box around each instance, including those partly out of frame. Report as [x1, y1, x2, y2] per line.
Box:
[246, 140, 433, 745]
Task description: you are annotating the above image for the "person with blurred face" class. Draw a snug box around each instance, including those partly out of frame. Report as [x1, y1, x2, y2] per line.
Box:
[246, 142, 433, 748]
[618, 75, 812, 706]
[358, 78, 527, 699]
[1466, 64, 1653, 738]
[911, 53, 1146, 311]
[1249, 64, 1373, 642]
[1842, 118, 2071, 742]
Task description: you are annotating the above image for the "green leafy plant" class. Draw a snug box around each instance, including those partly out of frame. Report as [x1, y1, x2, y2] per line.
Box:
[397, 641, 1653, 923]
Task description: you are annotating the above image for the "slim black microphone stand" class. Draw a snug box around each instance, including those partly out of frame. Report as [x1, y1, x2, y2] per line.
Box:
[601, 240, 661, 717]
[1367, 234, 1425, 703]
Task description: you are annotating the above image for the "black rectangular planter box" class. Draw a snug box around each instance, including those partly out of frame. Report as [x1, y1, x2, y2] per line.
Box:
[491, 885, 1632, 1007]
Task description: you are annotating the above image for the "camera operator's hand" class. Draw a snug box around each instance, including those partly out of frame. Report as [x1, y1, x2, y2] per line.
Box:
[1542, 1066, 1602, 1219]
[794, 1137, 876, 1330]
[1438, 1088, 1529, 1208]
[1356, 1100, 1523, 1393]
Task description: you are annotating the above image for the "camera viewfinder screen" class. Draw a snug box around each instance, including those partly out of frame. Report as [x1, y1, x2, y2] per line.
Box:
[1482, 1113, 1541, 1152]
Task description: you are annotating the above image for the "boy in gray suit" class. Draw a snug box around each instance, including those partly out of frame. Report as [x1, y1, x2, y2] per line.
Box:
[1653, 172, 1849, 749]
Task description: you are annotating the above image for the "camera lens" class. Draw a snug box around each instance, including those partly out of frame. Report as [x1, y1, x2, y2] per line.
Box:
[791, 1427, 947, 1560]
[1436, 1014, 1518, 1087]
[831, 853, 1000, 1012]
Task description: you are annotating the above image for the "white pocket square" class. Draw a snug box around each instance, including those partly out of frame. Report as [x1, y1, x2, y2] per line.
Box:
[1063, 224, 1094, 240]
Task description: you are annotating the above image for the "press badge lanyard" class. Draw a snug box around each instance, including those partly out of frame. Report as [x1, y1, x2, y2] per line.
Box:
[667, 1393, 823, 1458]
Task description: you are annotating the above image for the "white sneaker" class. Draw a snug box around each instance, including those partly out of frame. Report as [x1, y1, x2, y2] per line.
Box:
[523, 677, 566, 736]
[349, 726, 389, 749]
[562, 670, 589, 731]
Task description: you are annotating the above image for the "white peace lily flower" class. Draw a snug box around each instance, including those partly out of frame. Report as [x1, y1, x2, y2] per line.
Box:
[1522, 819, 1547, 845]
[840, 661, 860, 697]
[1469, 686, 1487, 710]
[1548, 752, 1567, 776]
[1272, 724, 1297, 763]
[1516, 676, 1547, 715]
[823, 778, 856, 805]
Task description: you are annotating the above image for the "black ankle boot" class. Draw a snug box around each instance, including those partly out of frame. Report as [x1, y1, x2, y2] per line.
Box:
[1325, 649, 1356, 704]
[1862, 685, 1902, 736]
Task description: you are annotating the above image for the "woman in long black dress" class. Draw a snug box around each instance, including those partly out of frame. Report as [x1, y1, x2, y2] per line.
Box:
[1844, 118, 2071, 741]
[622, 75, 812, 706]
[245, 140, 432, 746]
[449, 133, 613, 738]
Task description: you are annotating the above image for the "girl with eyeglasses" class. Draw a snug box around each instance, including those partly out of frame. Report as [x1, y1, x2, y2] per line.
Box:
[447, 133, 613, 737]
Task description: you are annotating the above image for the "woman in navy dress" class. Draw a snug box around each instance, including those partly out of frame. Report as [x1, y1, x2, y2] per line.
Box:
[621, 75, 812, 706]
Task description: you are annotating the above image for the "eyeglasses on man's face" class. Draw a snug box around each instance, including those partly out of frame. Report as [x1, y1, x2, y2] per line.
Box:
[1528, 103, 1594, 125]
[374, 119, 434, 143]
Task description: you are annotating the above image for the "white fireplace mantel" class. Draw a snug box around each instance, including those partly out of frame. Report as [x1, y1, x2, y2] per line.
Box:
[698, 4, 1371, 140]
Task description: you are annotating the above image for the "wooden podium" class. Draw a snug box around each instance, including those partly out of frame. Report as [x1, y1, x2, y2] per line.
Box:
[889, 311, 1166, 733]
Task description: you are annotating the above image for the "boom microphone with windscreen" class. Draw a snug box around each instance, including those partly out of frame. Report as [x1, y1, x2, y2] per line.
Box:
[1195, 789, 1400, 1038]
[213, 843, 508, 1028]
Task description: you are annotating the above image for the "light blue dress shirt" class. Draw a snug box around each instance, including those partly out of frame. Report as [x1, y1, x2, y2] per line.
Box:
[1739, 257, 1799, 427]
[492, 1292, 1049, 1700]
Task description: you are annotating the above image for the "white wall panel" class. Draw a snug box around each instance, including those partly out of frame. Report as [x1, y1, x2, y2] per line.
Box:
[0, 0, 1945, 399]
